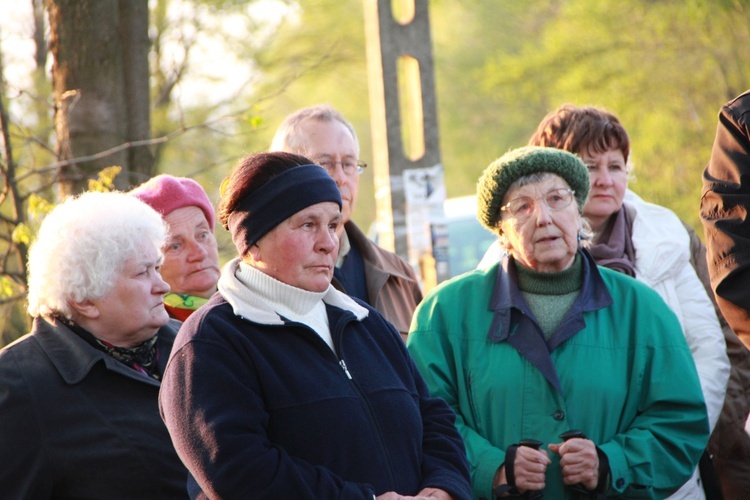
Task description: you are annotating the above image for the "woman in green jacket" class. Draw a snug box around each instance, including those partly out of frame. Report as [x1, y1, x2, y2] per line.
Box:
[407, 146, 709, 499]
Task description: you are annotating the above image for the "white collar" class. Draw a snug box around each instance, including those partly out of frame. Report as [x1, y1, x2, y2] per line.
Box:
[218, 258, 369, 324]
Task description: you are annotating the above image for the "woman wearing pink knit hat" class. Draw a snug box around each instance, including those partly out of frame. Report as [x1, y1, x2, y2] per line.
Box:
[130, 174, 220, 320]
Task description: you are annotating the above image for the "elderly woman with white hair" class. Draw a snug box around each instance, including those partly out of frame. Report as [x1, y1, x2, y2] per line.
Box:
[0, 191, 188, 498]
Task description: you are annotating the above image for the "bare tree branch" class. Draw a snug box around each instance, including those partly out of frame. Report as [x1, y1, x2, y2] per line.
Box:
[22, 68, 307, 181]
[0, 293, 28, 306]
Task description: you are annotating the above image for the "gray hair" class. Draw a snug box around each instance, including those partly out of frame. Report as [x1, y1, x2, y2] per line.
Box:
[270, 104, 360, 156]
[26, 191, 168, 319]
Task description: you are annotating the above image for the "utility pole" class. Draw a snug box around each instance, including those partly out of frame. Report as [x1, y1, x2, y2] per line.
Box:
[363, 0, 449, 290]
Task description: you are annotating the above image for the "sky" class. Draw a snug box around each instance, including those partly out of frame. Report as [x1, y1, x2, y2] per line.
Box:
[0, 1, 36, 91]
[0, 0, 294, 108]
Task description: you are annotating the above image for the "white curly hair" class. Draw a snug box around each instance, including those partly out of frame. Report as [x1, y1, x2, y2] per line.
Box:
[26, 191, 168, 319]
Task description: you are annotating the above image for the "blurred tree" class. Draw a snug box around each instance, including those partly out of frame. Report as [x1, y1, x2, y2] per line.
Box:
[238, 0, 375, 224]
[474, 0, 750, 231]
[0, 48, 33, 342]
[0, 0, 292, 343]
[47, 0, 152, 194]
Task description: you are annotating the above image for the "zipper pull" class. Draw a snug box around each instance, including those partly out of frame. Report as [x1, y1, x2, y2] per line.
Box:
[339, 359, 353, 380]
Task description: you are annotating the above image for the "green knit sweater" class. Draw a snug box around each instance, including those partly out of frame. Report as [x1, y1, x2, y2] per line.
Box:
[515, 255, 583, 338]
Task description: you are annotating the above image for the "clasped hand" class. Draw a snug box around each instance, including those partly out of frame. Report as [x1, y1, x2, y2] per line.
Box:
[500, 438, 599, 493]
[376, 487, 453, 500]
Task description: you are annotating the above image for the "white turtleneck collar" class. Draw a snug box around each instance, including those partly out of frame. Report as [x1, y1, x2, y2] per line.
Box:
[218, 258, 369, 349]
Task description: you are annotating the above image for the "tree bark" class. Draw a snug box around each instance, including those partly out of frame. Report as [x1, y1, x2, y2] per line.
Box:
[47, 0, 151, 196]
[32, 0, 47, 70]
[119, 0, 153, 184]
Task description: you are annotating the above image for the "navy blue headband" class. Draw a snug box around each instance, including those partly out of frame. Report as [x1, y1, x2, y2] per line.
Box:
[227, 164, 342, 256]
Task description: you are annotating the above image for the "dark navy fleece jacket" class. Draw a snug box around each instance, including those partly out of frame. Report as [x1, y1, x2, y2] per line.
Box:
[159, 292, 471, 499]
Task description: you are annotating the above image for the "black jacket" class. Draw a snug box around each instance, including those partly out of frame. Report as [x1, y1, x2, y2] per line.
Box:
[0, 317, 188, 499]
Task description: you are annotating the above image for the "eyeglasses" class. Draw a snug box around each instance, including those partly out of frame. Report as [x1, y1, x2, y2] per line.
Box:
[313, 157, 367, 176]
[500, 188, 575, 220]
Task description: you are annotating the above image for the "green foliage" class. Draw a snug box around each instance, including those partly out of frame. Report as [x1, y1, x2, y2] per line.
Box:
[235, 0, 738, 239]
[150, 0, 750, 237]
[240, 0, 373, 221]
[429, 0, 749, 234]
[243, 113, 265, 130]
[0, 276, 18, 300]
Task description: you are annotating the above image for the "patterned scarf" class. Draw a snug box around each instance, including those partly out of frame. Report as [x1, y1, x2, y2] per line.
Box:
[63, 317, 162, 380]
[95, 335, 161, 380]
[164, 292, 209, 321]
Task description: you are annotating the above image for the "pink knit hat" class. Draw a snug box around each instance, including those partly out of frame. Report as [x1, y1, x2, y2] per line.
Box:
[130, 175, 215, 230]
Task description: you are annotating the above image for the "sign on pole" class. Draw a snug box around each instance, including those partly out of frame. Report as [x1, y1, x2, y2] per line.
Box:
[363, 0, 450, 288]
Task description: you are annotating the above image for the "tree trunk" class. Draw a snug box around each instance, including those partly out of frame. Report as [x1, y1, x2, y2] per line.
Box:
[119, 0, 153, 184]
[32, 0, 47, 69]
[47, 0, 151, 196]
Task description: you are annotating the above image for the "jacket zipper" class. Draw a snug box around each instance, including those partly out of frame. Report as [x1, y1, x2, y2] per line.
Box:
[331, 315, 397, 488]
[339, 359, 352, 379]
[283, 315, 398, 487]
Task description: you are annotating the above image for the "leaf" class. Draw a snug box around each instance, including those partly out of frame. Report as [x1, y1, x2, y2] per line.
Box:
[88, 166, 123, 192]
[28, 194, 55, 220]
[11, 223, 33, 246]
[244, 114, 264, 129]
[0, 277, 16, 299]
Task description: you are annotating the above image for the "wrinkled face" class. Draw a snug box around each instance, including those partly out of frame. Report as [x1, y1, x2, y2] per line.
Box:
[89, 240, 171, 346]
[499, 174, 581, 273]
[297, 119, 359, 228]
[249, 202, 341, 292]
[580, 147, 628, 233]
[162, 206, 220, 298]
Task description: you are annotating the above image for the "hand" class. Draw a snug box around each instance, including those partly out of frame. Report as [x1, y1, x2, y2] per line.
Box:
[548, 438, 599, 490]
[511, 445, 551, 493]
[376, 491, 451, 500]
[416, 487, 453, 499]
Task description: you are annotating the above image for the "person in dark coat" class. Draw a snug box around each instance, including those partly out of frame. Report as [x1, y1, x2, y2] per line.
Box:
[0, 191, 188, 499]
[159, 152, 471, 500]
[700, 89, 750, 498]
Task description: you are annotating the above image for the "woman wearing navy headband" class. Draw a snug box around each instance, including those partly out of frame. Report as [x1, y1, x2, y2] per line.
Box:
[159, 152, 471, 500]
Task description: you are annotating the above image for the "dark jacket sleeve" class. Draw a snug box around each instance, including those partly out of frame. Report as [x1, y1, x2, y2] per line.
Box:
[353, 305, 471, 498]
[394, 331, 471, 500]
[700, 90, 750, 348]
[414, 377, 472, 499]
[0, 345, 52, 497]
[686, 220, 750, 494]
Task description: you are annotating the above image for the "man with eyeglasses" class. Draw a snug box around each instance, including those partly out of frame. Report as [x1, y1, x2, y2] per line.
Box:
[271, 104, 423, 339]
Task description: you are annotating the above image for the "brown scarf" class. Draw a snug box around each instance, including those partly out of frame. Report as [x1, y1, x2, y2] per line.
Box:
[588, 203, 637, 277]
